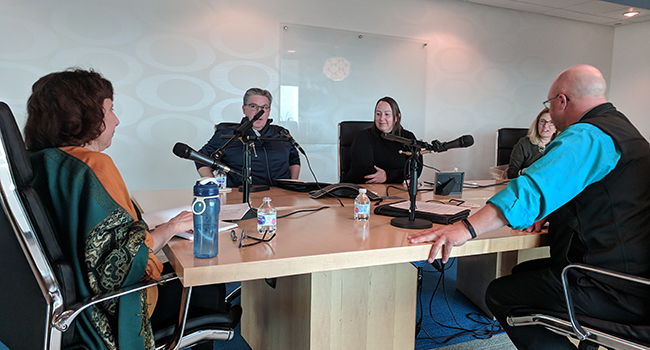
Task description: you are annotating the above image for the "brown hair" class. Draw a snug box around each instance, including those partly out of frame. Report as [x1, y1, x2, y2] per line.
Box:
[371, 96, 404, 136]
[24, 68, 113, 151]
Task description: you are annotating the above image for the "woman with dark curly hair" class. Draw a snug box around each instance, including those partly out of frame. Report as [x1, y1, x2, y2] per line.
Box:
[25, 68, 224, 350]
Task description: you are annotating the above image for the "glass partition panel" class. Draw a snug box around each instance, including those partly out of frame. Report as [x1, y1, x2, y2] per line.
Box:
[280, 23, 426, 184]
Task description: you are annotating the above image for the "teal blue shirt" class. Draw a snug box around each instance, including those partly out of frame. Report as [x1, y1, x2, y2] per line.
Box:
[488, 123, 621, 229]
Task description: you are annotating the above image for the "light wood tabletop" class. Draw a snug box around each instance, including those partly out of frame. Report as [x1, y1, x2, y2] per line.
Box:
[132, 180, 544, 287]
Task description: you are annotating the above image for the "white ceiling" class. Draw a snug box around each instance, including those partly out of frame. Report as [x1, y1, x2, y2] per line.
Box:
[460, 0, 650, 26]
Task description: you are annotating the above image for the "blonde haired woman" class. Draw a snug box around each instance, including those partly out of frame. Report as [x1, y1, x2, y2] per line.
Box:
[507, 108, 558, 178]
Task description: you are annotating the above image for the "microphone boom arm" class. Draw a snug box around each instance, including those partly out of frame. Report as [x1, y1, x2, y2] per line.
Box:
[211, 109, 265, 160]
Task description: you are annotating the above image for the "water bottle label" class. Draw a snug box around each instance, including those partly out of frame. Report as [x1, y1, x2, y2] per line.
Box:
[216, 174, 227, 188]
[355, 204, 370, 215]
[257, 214, 276, 226]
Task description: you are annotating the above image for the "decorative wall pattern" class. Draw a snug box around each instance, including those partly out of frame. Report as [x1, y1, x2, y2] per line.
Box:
[0, 0, 618, 190]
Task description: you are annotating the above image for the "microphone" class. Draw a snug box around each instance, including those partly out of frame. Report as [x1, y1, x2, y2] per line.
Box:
[234, 109, 265, 137]
[430, 135, 474, 152]
[173, 142, 244, 178]
[380, 133, 430, 149]
[278, 128, 306, 155]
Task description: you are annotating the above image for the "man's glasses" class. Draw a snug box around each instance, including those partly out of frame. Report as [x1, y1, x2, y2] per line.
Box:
[238, 229, 276, 248]
[246, 103, 270, 112]
[542, 94, 570, 109]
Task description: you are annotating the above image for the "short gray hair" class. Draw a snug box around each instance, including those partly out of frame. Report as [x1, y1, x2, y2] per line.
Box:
[243, 88, 272, 106]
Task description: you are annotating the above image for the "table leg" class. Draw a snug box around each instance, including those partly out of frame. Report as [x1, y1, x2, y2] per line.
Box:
[241, 263, 417, 350]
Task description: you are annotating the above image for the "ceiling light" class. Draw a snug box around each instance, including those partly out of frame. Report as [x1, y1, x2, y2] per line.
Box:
[623, 9, 639, 18]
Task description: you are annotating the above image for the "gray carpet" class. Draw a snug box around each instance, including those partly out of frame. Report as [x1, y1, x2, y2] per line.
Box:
[435, 333, 516, 350]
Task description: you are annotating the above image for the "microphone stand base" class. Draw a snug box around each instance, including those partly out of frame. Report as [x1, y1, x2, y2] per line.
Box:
[390, 217, 432, 229]
[238, 184, 270, 193]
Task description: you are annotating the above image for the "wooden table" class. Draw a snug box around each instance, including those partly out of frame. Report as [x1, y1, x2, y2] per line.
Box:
[132, 182, 545, 350]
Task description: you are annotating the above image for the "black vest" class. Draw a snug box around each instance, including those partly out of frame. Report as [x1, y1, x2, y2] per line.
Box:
[548, 103, 650, 278]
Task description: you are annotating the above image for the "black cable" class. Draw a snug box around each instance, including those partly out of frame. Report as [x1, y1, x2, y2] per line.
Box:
[277, 206, 328, 218]
[416, 258, 504, 345]
[301, 149, 344, 207]
[386, 185, 408, 194]
[415, 265, 424, 336]
[422, 163, 441, 172]
[261, 139, 274, 186]
[463, 180, 510, 189]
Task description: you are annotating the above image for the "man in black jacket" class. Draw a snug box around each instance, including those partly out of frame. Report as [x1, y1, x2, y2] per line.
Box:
[196, 88, 300, 187]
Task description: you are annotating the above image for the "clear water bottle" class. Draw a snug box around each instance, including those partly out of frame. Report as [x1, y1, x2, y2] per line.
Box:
[354, 220, 369, 242]
[215, 170, 227, 190]
[192, 177, 220, 258]
[354, 188, 370, 221]
[257, 197, 277, 236]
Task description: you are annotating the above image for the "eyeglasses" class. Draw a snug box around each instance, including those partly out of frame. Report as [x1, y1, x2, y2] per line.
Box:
[238, 229, 276, 248]
[246, 103, 270, 112]
[542, 94, 570, 109]
[538, 119, 554, 126]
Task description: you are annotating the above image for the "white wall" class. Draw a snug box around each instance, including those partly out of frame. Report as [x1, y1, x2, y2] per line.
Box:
[0, 0, 616, 190]
[610, 21, 650, 139]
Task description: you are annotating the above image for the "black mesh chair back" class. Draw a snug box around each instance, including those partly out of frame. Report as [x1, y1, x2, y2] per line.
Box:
[338, 121, 373, 182]
[495, 128, 528, 166]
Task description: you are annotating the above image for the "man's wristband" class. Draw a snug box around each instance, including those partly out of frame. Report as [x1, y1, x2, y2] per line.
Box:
[461, 218, 477, 239]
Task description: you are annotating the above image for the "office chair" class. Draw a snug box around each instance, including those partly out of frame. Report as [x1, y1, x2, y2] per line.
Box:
[495, 128, 528, 166]
[216, 122, 240, 131]
[338, 121, 373, 182]
[507, 263, 650, 350]
[0, 101, 241, 350]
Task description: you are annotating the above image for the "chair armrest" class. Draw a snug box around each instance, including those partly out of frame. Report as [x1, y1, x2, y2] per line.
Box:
[561, 263, 650, 341]
[225, 286, 240, 304]
[52, 272, 179, 332]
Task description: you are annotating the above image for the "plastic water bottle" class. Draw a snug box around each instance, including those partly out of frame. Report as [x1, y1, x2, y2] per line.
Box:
[354, 220, 369, 243]
[192, 177, 220, 258]
[215, 170, 227, 190]
[257, 197, 277, 236]
[354, 188, 370, 221]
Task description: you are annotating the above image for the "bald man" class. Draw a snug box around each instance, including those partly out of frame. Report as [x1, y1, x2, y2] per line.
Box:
[409, 65, 650, 349]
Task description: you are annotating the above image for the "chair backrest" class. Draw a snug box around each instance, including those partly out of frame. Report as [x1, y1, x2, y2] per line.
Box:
[338, 121, 373, 182]
[495, 128, 528, 166]
[216, 122, 239, 131]
[0, 101, 73, 349]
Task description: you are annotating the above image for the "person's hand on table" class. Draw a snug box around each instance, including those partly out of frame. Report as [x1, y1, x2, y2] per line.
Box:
[166, 210, 194, 234]
[150, 210, 193, 252]
[522, 217, 547, 233]
[364, 166, 387, 183]
[407, 222, 473, 264]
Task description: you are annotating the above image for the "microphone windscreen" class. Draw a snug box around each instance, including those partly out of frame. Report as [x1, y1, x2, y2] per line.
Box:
[460, 135, 474, 147]
[172, 142, 191, 158]
[252, 109, 264, 120]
